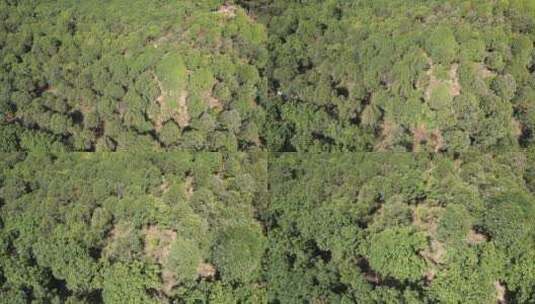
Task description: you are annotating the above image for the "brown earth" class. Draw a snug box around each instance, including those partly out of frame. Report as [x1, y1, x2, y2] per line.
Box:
[184, 176, 195, 200]
[143, 225, 178, 295]
[413, 204, 446, 283]
[173, 91, 190, 128]
[476, 63, 497, 79]
[412, 124, 429, 151]
[217, 4, 237, 18]
[429, 129, 445, 152]
[152, 73, 191, 130]
[197, 262, 216, 279]
[143, 225, 177, 263]
[420, 239, 446, 265]
[423, 53, 461, 101]
[206, 93, 223, 111]
[466, 228, 488, 245]
[375, 120, 400, 151]
[159, 179, 170, 194]
[495, 281, 507, 304]
[512, 118, 523, 139]
[410, 122, 445, 152]
[448, 63, 461, 97]
[423, 56, 439, 101]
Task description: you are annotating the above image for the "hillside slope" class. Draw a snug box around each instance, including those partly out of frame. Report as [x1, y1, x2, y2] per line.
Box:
[0, 0, 267, 152]
[263, 0, 535, 152]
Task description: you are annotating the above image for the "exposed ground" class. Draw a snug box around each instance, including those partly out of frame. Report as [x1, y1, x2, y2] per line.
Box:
[375, 120, 401, 151]
[152, 74, 191, 131]
[423, 54, 461, 101]
[217, 4, 237, 18]
[495, 281, 507, 304]
[466, 228, 488, 245]
[143, 225, 178, 295]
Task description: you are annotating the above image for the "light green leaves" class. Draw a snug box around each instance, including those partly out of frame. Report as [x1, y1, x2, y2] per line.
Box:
[212, 224, 265, 282]
[166, 237, 203, 281]
[366, 227, 427, 281]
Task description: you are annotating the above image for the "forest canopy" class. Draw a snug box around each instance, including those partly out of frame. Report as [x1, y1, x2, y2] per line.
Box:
[3, 0, 535, 303]
[263, 0, 535, 152]
[2, 0, 535, 152]
[267, 151, 535, 303]
[0, 0, 267, 152]
[0, 152, 267, 303]
[5, 151, 535, 303]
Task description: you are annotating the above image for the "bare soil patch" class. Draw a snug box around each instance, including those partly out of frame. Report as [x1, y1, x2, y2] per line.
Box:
[412, 205, 442, 236]
[375, 120, 400, 151]
[206, 93, 223, 111]
[172, 91, 190, 128]
[184, 176, 195, 200]
[143, 225, 178, 295]
[512, 118, 523, 139]
[429, 129, 445, 152]
[412, 124, 428, 151]
[152, 31, 174, 49]
[449, 63, 461, 97]
[476, 63, 497, 79]
[159, 179, 170, 194]
[413, 205, 446, 267]
[424, 269, 436, 284]
[217, 4, 237, 18]
[197, 262, 216, 279]
[423, 53, 461, 102]
[424, 56, 439, 101]
[152, 73, 191, 130]
[143, 225, 177, 263]
[495, 281, 507, 304]
[411, 125, 444, 153]
[161, 270, 177, 295]
[420, 239, 446, 265]
[466, 228, 488, 245]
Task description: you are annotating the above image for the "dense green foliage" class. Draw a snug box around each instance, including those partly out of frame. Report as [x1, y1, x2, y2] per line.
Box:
[0, 0, 267, 152]
[3, 152, 535, 303]
[0, 152, 267, 303]
[3, 0, 535, 152]
[267, 152, 535, 303]
[263, 0, 535, 151]
[3, 0, 535, 303]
